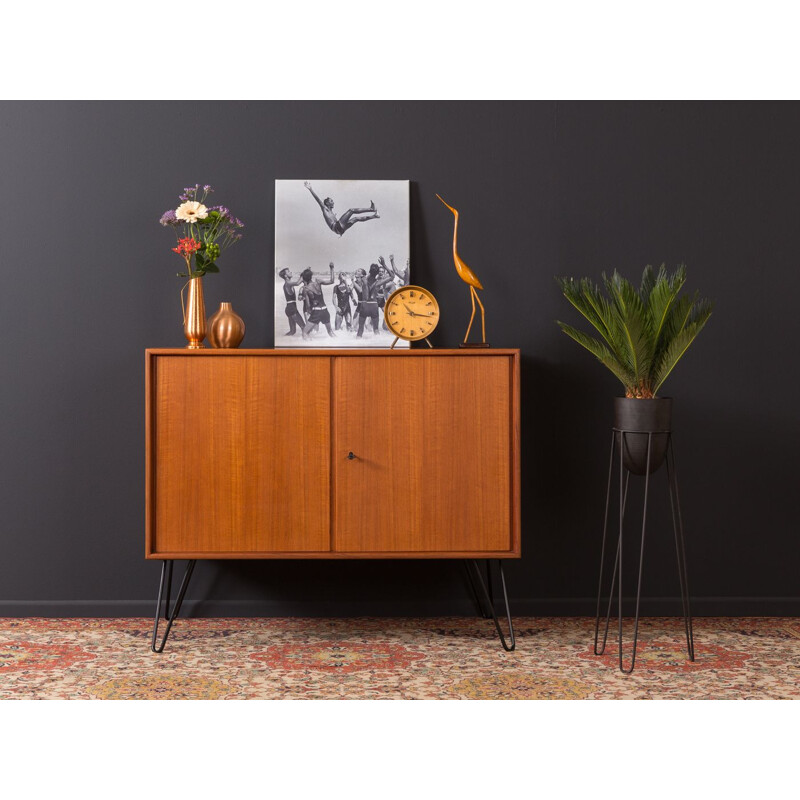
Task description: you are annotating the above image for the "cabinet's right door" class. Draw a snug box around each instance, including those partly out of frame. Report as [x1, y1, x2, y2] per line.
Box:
[333, 355, 516, 555]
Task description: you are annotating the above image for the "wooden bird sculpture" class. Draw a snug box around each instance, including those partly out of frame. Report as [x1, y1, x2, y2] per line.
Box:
[437, 194, 487, 346]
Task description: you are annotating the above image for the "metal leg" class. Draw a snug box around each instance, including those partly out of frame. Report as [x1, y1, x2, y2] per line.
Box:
[163, 560, 173, 621]
[151, 559, 196, 653]
[618, 433, 652, 674]
[469, 559, 516, 651]
[463, 560, 490, 618]
[595, 432, 630, 655]
[666, 437, 695, 661]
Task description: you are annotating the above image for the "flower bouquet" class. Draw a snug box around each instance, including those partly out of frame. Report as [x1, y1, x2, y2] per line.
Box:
[160, 185, 244, 347]
[160, 184, 244, 277]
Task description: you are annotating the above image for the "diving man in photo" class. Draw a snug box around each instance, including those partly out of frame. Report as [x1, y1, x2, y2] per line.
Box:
[304, 181, 380, 236]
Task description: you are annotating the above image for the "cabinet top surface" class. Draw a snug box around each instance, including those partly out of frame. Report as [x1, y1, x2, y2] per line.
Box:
[147, 348, 520, 356]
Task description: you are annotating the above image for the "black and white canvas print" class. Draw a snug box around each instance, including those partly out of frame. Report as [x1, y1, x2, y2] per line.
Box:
[274, 179, 410, 348]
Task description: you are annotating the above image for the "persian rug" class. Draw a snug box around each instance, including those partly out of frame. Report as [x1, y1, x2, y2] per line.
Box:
[0, 617, 797, 700]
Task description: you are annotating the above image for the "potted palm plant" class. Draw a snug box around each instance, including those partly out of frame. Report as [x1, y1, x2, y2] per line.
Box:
[556, 265, 713, 474]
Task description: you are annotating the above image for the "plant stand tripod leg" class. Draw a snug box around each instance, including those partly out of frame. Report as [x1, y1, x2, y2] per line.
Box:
[595, 430, 617, 654]
[595, 431, 631, 655]
[666, 437, 695, 661]
[151, 559, 197, 653]
[618, 433, 652, 675]
[469, 560, 516, 651]
[463, 560, 490, 618]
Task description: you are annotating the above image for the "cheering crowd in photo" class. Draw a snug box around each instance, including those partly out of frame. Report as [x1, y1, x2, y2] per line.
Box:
[278, 255, 409, 340]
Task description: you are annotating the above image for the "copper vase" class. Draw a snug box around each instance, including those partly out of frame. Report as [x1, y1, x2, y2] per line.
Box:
[183, 277, 207, 349]
[208, 302, 246, 348]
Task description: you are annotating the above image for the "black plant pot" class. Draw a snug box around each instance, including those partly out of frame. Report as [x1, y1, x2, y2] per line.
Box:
[613, 397, 672, 476]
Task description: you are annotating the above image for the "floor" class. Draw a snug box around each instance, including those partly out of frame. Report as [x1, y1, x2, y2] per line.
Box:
[0, 616, 797, 699]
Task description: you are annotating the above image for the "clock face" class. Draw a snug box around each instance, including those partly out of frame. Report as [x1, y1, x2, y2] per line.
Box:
[384, 285, 440, 341]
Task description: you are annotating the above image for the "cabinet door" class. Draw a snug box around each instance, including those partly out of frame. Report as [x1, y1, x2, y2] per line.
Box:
[152, 356, 330, 555]
[333, 356, 513, 554]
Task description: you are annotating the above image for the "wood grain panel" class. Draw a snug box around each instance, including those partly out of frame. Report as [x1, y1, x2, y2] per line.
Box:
[333, 356, 512, 553]
[151, 355, 330, 554]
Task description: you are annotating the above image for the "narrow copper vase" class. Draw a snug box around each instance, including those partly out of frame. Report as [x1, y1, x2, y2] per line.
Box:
[183, 277, 207, 349]
[208, 302, 246, 348]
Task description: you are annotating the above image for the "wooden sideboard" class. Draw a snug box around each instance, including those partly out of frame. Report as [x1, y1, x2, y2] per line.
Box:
[146, 348, 520, 559]
[146, 348, 520, 651]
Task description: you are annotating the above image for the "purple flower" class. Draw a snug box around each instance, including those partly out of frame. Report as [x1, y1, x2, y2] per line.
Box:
[208, 205, 234, 222]
[159, 209, 180, 227]
[203, 185, 213, 193]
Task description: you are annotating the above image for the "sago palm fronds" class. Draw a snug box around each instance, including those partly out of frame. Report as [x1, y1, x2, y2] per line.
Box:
[556, 264, 713, 398]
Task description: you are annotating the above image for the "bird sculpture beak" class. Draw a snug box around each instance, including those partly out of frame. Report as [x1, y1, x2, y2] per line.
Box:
[436, 194, 457, 216]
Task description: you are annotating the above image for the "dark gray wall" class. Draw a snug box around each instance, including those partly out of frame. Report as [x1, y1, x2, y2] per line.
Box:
[1, 101, 797, 616]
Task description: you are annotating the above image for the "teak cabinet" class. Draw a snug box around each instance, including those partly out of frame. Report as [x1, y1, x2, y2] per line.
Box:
[145, 349, 520, 560]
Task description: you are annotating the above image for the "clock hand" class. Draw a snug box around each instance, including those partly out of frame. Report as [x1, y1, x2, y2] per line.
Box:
[402, 303, 416, 316]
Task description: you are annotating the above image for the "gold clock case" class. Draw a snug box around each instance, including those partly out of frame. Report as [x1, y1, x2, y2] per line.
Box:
[384, 285, 440, 348]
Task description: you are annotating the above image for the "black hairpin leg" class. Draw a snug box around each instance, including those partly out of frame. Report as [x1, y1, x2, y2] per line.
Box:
[594, 430, 630, 656]
[463, 560, 490, 618]
[593, 432, 650, 673]
[468, 559, 516, 651]
[615, 432, 652, 674]
[151, 559, 196, 653]
[162, 560, 173, 621]
[666, 438, 695, 661]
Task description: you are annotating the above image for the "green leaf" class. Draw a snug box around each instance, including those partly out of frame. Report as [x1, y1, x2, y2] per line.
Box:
[652, 304, 713, 393]
[556, 277, 619, 353]
[557, 321, 635, 390]
[603, 271, 652, 386]
[655, 292, 693, 361]
[639, 264, 657, 305]
[202, 262, 220, 273]
[648, 264, 685, 347]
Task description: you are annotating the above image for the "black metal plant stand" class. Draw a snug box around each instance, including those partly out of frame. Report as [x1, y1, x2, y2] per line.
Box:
[594, 429, 694, 674]
[151, 559, 196, 653]
[465, 559, 516, 651]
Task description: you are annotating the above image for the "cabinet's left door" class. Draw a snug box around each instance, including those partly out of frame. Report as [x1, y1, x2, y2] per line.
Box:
[148, 355, 331, 556]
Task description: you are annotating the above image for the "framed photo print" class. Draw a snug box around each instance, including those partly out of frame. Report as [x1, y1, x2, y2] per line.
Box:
[274, 179, 410, 348]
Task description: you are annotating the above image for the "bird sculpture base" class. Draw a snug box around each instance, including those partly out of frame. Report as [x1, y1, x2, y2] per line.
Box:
[460, 342, 491, 349]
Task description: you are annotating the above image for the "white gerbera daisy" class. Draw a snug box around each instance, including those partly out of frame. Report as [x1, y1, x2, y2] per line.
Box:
[175, 200, 209, 223]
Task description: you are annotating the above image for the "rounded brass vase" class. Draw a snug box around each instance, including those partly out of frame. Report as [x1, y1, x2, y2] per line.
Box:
[208, 302, 246, 348]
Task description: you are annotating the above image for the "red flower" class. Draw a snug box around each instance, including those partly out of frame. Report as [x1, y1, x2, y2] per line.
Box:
[172, 237, 202, 257]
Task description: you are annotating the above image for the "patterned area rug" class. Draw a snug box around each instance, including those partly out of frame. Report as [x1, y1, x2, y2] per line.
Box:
[1, 617, 798, 699]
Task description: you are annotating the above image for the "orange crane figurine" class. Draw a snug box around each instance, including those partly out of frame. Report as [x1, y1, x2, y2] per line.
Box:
[437, 194, 488, 347]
